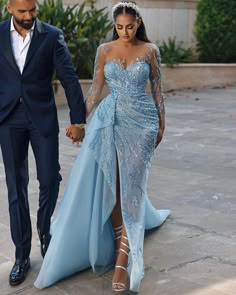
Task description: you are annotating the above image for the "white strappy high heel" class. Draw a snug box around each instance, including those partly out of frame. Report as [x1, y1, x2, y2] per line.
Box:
[112, 234, 129, 292]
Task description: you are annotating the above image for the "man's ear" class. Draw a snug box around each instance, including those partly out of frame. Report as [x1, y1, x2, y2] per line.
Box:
[6, 3, 13, 14]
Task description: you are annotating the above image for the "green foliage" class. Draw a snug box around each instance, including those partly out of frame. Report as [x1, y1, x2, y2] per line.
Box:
[0, 0, 113, 78]
[0, 0, 9, 21]
[195, 0, 236, 62]
[37, 0, 113, 78]
[158, 37, 194, 68]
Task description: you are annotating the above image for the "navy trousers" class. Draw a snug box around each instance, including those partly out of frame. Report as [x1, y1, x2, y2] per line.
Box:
[0, 102, 61, 260]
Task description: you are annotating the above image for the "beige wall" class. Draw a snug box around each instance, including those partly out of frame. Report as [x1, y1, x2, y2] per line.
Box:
[136, 0, 198, 48]
[56, 64, 236, 105]
[61, 0, 199, 48]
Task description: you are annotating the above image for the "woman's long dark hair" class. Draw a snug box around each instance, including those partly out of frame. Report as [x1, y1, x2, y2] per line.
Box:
[112, 2, 151, 43]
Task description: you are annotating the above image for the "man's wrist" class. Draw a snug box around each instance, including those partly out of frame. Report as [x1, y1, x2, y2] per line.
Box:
[74, 123, 86, 129]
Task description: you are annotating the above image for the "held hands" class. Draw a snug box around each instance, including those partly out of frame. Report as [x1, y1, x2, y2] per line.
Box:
[66, 124, 85, 145]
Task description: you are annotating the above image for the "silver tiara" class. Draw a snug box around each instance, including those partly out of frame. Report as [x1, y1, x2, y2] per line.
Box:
[112, 2, 141, 19]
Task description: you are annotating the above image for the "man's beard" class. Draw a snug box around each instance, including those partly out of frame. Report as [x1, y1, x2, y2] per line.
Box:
[14, 16, 36, 30]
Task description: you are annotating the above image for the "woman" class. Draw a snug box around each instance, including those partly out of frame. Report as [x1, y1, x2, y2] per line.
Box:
[34, 1, 170, 292]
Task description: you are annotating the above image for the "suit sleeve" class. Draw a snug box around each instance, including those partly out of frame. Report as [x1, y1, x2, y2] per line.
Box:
[53, 30, 86, 124]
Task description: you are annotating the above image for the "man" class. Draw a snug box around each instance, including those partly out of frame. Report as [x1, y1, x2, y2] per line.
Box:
[0, 0, 86, 286]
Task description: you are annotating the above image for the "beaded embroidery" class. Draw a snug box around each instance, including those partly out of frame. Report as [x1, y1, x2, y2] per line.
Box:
[86, 43, 165, 116]
[84, 41, 165, 292]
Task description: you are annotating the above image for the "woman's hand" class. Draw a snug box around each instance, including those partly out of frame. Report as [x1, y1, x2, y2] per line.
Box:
[155, 127, 164, 148]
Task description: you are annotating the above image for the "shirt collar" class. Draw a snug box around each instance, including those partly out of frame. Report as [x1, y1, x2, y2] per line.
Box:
[10, 16, 35, 33]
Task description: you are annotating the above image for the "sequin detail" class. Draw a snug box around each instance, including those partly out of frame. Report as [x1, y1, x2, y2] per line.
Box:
[84, 42, 165, 291]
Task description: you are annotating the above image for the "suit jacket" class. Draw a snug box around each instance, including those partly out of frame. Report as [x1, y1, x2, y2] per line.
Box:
[0, 18, 86, 136]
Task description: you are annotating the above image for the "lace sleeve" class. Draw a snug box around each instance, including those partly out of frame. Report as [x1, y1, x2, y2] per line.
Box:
[149, 44, 165, 115]
[86, 45, 106, 117]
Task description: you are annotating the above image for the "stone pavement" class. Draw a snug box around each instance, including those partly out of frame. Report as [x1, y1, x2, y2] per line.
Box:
[0, 85, 236, 295]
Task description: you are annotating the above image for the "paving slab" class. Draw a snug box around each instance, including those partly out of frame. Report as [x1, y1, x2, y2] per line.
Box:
[0, 84, 236, 294]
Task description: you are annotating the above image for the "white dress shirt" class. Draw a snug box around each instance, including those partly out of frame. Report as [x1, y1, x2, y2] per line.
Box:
[10, 17, 35, 74]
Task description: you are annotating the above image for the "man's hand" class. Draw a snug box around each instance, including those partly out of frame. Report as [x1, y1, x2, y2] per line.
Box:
[66, 125, 85, 144]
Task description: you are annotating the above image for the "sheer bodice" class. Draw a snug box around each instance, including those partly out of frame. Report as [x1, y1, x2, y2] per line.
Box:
[86, 42, 165, 116]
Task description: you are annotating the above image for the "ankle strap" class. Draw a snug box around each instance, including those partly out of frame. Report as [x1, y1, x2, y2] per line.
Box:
[113, 225, 122, 231]
[113, 225, 122, 240]
[118, 235, 129, 256]
[119, 248, 129, 256]
[120, 241, 129, 249]
[115, 265, 127, 272]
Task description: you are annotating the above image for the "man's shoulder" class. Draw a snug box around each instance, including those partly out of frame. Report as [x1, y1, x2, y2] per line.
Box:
[0, 19, 10, 29]
[37, 19, 62, 34]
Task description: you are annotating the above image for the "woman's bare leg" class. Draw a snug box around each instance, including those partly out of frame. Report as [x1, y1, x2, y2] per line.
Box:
[111, 168, 122, 254]
[111, 165, 129, 291]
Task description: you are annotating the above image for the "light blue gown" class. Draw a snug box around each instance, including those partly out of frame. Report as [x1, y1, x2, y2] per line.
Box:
[34, 43, 170, 292]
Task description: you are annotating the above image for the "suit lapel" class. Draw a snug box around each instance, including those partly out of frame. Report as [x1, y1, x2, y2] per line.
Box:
[0, 20, 21, 76]
[24, 19, 48, 71]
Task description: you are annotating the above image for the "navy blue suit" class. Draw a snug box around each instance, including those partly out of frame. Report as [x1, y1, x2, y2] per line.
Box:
[0, 19, 86, 260]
